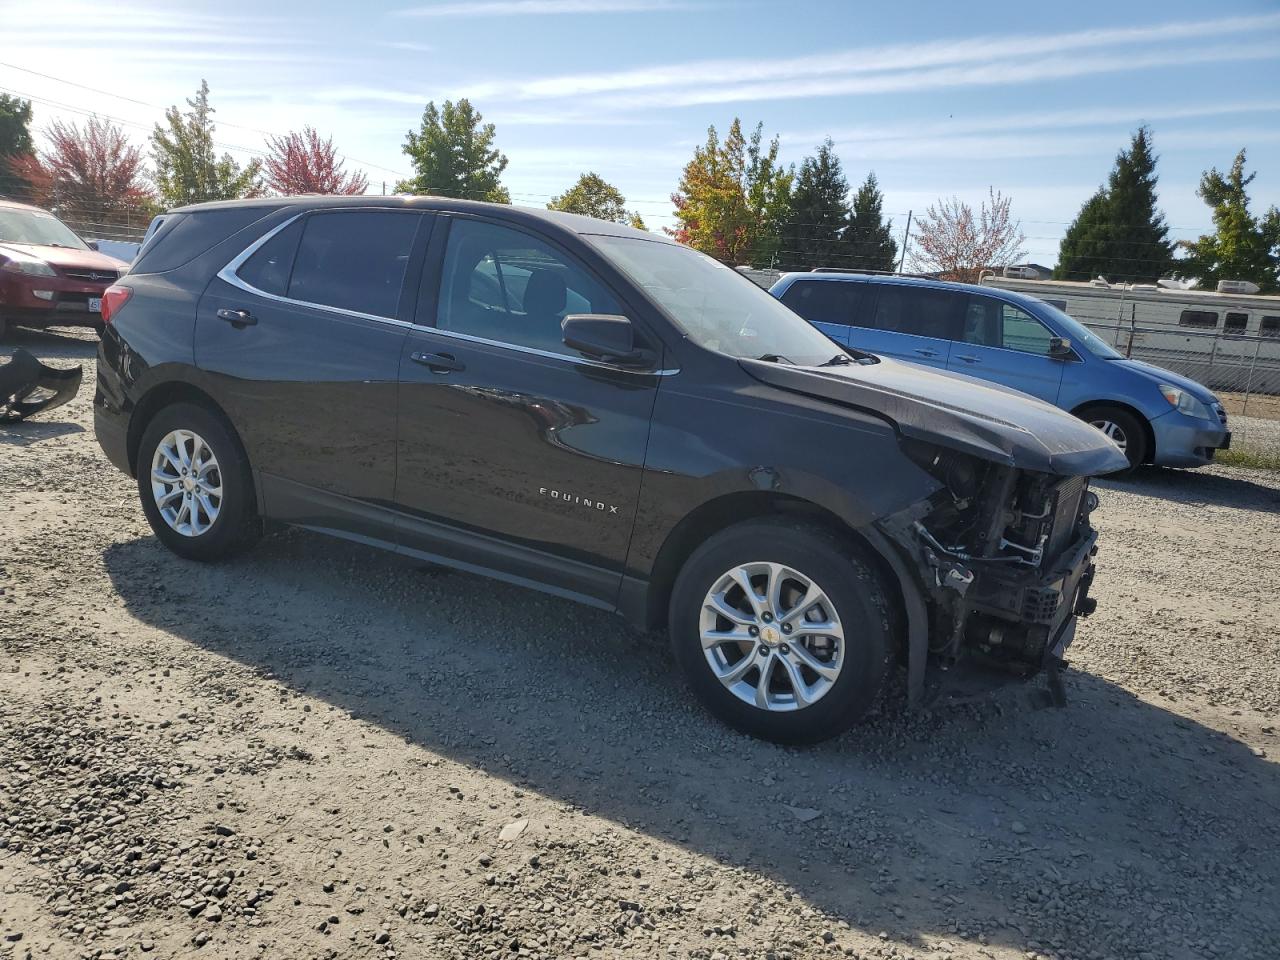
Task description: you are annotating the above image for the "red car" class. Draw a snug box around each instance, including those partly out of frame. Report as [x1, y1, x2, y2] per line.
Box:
[0, 199, 129, 340]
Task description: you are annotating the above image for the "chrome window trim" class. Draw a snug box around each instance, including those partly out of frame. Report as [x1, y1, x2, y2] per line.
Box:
[410, 324, 679, 376]
[216, 211, 418, 328]
[217, 210, 679, 376]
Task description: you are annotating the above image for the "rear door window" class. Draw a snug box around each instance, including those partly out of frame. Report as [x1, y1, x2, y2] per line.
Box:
[286, 211, 420, 318]
[871, 286, 960, 339]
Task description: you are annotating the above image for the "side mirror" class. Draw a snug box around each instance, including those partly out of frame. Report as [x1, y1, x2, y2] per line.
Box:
[1048, 336, 1073, 359]
[85, 240, 100, 252]
[562, 314, 645, 365]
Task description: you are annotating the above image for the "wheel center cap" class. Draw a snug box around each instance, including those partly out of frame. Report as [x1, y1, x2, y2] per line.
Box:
[760, 625, 781, 645]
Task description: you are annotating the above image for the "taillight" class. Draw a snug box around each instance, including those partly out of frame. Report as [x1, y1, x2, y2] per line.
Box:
[100, 285, 133, 324]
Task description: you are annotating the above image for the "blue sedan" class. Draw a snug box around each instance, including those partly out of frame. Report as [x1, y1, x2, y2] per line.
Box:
[770, 273, 1230, 470]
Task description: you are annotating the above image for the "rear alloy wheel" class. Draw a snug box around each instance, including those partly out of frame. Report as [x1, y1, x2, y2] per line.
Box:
[670, 518, 891, 744]
[1081, 406, 1147, 473]
[136, 402, 260, 561]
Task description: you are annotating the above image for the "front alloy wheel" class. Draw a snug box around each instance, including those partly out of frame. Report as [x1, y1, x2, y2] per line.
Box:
[700, 562, 845, 712]
[670, 518, 891, 744]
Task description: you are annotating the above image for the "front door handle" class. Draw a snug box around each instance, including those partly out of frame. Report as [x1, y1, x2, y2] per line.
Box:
[954, 354, 980, 363]
[913, 348, 939, 358]
[217, 308, 257, 328]
[410, 351, 465, 373]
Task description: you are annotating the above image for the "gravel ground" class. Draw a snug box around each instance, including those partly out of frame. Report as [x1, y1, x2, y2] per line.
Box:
[2, 327, 1279, 960]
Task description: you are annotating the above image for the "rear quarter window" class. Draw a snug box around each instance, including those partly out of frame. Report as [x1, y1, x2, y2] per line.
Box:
[131, 207, 280, 275]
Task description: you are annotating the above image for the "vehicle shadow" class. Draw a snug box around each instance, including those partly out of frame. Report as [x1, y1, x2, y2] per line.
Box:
[1097, 465, 1280, 513]
[0, 421, 84, 446]
[100, 530, 1280, 958]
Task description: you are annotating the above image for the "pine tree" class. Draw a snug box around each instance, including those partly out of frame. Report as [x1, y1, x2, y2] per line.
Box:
[1055, 126, 1172, 283]
[1054, 189, 1111, 281]
[151, 81, 260, 207]
[397, 99, 509, 203]
[778, 139, 849, 271]
[1179, 149, 1280, 293]
[845, 171, 897, 273]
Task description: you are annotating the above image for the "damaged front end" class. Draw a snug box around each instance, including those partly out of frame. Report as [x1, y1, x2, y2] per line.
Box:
[877, 440, 1102, 707]
[0, 348, 83, 423]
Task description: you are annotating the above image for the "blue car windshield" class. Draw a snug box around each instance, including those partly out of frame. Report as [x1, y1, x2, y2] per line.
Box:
[1038, 301, 1122, 359]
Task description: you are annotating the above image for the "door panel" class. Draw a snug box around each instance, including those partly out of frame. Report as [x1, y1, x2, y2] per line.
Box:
[394, 216, 657, 605]
[195, 209, 426, 539]
[949, 296, 1066, 403]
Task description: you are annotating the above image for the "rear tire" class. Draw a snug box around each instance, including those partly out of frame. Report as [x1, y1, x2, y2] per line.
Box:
[1079, 405, 1148, 473]
[668, 518, 891, 744]
[136, 402, 260, 561]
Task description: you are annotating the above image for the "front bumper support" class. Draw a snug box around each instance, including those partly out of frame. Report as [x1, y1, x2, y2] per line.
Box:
[0, 348, 83, 422]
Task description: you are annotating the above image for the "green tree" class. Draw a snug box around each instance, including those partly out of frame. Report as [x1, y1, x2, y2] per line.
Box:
[0, 94, 34, 198]
[151, 80, 260, 207]
[1054, 188, 1110, 281]
[548, 171, 643, 225]
[778, 139, 849, 271]
[397, 99, 509, 203]
[1055, 126, 1172, 283]
[845, 171, 897, 272]
[1178, 149, 1280, 293]
[669, 118, 791, 266]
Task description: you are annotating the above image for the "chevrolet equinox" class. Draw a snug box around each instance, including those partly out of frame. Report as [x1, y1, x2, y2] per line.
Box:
[94, 197, 1127, 743]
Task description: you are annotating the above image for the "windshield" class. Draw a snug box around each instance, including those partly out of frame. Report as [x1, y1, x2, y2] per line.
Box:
[1037, 301, 1122, 359]
[0, 208, 89, 250]
[590, 236, 844, 365]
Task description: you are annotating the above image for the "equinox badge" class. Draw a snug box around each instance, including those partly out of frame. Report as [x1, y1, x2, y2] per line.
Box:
[539, 486, 619, 515]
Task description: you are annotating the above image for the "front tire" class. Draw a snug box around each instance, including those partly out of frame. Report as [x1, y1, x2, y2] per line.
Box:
[136, 402, 260, 561]
[669, 518, 891, 744]
[1080, 405, 1148, 473]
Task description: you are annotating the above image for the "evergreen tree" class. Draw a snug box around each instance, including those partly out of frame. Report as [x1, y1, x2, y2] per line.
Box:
[845, 171, 897, 272]
[151, 81, 260, 207]
[779, 139, 849, 271]
[1055, 126, 1172, 283]
[1179, 149, 1280, 293]
[1054, 189, 1111, 281]
[397, 99, 509, 203]
[0, 94, 34, 198]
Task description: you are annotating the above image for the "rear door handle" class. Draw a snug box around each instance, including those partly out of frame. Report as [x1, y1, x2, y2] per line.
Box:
[217, 308, 257, 328]
[955, 354, 980, 363]
[913, 348, 939, 358]
[410, 351, 465, 373]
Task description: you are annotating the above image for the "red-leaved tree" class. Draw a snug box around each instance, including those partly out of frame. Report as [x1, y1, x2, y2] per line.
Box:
[263, 127, 368, 196]
[910, 188, 1026, 282]
[9, 116, 153, 227]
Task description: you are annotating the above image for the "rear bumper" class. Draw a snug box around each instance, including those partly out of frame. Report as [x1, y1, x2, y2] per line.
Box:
[93, 344, 133, 475]
[1150, 410, 1230, 467]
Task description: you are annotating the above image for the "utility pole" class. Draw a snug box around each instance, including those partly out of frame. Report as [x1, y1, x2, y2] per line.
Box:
[897, 210, 913, 273]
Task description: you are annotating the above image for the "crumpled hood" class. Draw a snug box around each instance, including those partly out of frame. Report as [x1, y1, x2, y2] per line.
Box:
[740, 356, 1129, 476]
[1107, 356, 1218, 404]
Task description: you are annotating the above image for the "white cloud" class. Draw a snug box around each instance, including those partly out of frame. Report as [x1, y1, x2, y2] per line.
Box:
[397, 0, 681, 17]
[461, 11, 1280, 101]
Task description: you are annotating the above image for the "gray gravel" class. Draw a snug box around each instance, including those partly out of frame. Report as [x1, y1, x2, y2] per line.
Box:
[2, 327, 1279, 960]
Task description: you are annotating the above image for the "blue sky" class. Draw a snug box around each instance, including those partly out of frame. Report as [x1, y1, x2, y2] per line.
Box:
[2, 0, 1278, 266]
